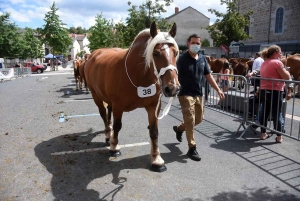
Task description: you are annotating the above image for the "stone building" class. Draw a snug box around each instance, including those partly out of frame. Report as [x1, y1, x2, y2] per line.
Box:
[237, 0, 300, 56]
[165, 6, 211, 47]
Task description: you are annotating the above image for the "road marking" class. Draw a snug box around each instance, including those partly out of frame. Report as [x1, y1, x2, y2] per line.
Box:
[51, 142, 150, 155]
[30, 72, 73, 76]
[285, 114, 300, 121]
[63, 99, 93, 103]
[59, 112, 100, 122]
[66, 113, 100, 118]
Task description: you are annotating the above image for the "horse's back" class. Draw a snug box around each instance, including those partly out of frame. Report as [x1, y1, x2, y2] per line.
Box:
[85, 48, 127, 103]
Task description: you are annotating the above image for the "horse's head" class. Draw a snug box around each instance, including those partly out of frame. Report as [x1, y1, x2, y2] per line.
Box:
[145, 22, 180, 97]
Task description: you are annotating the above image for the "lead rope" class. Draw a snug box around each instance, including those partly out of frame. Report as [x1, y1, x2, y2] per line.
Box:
[155, 93, 175, 120]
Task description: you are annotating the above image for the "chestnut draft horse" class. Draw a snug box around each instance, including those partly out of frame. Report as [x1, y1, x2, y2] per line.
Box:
[85, 22, 180, 172]
[78, 54, 91, 94]
[73, 59, 83, 91]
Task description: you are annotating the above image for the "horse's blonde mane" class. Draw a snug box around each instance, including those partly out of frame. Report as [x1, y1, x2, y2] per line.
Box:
[129, 28, 179, 68]
[144, 31, 179, 68]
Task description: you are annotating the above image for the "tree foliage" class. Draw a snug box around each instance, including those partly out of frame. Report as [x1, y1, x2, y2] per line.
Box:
[124, 0, 173, 46]
[19, 28, 44, 59]
[87, 13, 117, 51]
[68, 26, 88, 34]
[0, 12, 23, 58]
[206, 0, 253, 48]
[38, 2, 72, 57]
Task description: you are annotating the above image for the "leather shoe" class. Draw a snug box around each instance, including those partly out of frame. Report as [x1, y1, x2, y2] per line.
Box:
[186, 147, 201, 161]
[173, 126, 183, 142]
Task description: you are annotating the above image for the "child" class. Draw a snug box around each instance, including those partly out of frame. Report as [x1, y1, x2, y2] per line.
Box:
[218, 62, 230, 92]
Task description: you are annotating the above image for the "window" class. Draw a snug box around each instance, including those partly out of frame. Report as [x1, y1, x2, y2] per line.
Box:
[244, 15, 250, 35]
[275, 7, 284, 33]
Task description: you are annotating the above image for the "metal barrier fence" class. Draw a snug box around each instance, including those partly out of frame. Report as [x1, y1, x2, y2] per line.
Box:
[0, 67, 31, 82]
[13, 67, 32, 77]
[205, 73, 300, 141]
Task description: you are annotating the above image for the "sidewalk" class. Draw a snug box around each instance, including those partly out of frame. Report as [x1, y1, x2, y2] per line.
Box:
[45, 63, 73, 72]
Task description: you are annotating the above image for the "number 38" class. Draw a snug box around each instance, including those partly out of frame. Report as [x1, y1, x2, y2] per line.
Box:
[143, 89, 151, 95]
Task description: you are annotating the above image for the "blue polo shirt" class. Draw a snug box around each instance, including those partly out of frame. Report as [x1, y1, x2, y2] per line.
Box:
[177, 51, 211, 97]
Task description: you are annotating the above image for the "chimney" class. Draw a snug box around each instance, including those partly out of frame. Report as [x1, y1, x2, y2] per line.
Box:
[175, 7, 179, 14]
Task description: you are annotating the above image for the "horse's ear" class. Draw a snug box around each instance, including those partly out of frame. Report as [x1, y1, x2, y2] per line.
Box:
[150, 21, 158, 38]
[169, 23, 177, 38]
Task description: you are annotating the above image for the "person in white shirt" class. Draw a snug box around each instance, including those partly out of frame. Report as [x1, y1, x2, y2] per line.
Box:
[252, 52, 264, 73]
[247, 52, 264, 92]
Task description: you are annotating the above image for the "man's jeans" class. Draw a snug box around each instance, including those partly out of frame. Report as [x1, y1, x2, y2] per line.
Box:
[257, 90, 284, 136]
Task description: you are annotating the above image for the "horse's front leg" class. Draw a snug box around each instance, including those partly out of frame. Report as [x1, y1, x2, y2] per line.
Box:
[84, 79, 89, 94]
[109, 107, 122, 157]
[75, 78, 79, 91]
[146, 105, 166, 172]
[79, 76, 83, 89]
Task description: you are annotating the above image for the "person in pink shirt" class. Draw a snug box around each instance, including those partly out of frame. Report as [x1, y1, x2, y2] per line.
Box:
[259, 45, 290, 143]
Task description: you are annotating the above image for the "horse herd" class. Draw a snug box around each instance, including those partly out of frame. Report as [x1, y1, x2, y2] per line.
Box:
[205, 54, 300, 92]
[70, 22, 300, 172]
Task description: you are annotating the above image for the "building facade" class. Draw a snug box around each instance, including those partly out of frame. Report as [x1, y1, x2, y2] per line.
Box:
[165, 6, 211, 47]
[238, 0, 300, 55]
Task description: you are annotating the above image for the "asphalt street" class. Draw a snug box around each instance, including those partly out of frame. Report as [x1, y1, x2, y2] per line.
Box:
[1, 67, 300, 201]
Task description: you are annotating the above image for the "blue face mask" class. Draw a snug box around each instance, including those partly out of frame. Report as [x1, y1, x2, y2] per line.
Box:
[189, 44, 201, 54]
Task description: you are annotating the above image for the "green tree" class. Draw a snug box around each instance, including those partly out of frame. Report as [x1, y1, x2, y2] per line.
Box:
[38, 2, 72, 59]
[201, 38, 210, 47]
[0, 12, 23, 58]
[68, 26, 87, 34]
[206, 0, 252, 48]
[88, 13, 115, 51]
[19, 28, 44, 59]
[124, 0, 173, 46]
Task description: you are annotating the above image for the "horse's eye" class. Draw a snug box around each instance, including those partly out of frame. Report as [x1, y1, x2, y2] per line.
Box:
[153, 51, 160, 57]
[175, 51, 178, 57]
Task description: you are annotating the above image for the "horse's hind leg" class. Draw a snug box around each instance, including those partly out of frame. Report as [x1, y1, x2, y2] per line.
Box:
[146, 106, 166, 172]
[89, 89, 112, 145]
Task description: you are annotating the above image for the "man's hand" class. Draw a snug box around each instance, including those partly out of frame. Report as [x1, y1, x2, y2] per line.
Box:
[218, 90, 225, 100]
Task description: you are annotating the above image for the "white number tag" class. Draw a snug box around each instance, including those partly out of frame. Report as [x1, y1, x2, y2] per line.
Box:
[137, 84, 156, 98]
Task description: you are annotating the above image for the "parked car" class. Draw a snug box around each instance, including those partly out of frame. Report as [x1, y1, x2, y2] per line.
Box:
[24, 62, 44, 73]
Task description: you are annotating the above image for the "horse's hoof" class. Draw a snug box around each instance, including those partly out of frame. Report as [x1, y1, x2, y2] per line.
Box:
[105, 138, 110, 146]
[108, 150, 121, 157]
[151, 164, 167, 172]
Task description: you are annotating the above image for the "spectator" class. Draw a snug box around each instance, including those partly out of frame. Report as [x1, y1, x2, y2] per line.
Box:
[247, 52, 264, 93]
[258, 45, 290, 143]
[217, 62, 230, 93]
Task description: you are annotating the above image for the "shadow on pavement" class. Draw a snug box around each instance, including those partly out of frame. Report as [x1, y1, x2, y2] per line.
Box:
[34, 129, 187, 201]
[179, 187, 299, 201]
[197, 119, 300, 194]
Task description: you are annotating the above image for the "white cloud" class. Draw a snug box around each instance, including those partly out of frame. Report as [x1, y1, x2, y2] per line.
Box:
[3, 0, 228, 29]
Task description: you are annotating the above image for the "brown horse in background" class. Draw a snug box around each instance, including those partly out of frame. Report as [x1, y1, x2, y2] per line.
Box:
[78, 54, 91, 94]
[73, 59, 83, 91]
[85, 22, 180, 172]
[205, 56, 228, 73]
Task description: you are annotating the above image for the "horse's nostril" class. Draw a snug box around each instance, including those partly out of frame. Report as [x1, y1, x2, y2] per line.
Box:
[164, 86, 171, 95]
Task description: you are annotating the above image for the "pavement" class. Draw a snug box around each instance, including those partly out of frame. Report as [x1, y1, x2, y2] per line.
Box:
[0, 72, 300, 201]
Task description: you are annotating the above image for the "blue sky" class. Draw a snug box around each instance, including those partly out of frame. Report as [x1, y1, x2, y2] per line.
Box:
[1, 0, 227, 29]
